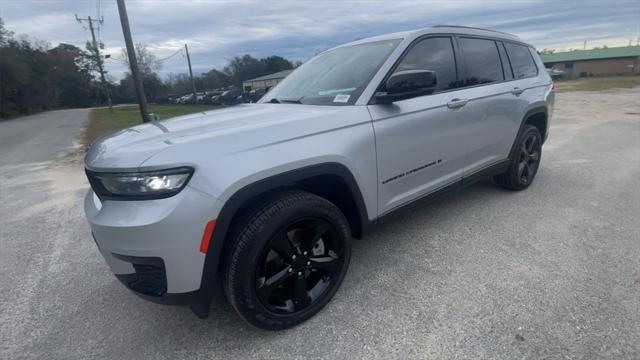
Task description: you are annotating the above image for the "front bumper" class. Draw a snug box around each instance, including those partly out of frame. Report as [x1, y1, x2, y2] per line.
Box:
[84, 185, 219, 303]
[111, 253, 201, 305]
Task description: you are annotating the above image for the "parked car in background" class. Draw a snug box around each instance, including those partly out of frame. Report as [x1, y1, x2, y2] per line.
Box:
[84, 25, 553, 330]
[246, 88, 267, 103]
[205, 90, 224, 105]
[218, 89, 243, 105]
[546, 68, 565, 80]
[153, 95, 173, 104]
[177, 94, 194, 104]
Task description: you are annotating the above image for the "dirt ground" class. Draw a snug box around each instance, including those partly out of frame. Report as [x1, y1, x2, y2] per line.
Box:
[1, 87, 639, 359]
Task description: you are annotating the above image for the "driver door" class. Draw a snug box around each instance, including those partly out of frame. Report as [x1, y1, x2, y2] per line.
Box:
[368, 36, 474, 215]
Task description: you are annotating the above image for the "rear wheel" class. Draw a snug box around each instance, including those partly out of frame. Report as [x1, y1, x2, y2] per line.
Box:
[223, 191, 352, 330]
[494, 124, 542, 190]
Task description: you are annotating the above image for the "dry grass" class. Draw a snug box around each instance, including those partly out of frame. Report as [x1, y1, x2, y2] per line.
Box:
[81, 104, 221, 146]
[554, 75, 640, 93]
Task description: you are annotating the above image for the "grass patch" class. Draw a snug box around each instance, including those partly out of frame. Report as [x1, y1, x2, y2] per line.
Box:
[554, 75, 640, 93]
[82, 104, 221, 146]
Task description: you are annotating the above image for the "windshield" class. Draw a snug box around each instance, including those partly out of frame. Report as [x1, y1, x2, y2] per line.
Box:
[262, 39, 401, 106]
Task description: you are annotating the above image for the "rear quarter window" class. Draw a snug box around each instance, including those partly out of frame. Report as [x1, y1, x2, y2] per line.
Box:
[504, 42, 538, 79]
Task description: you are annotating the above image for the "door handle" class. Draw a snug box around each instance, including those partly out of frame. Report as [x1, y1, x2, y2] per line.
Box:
[511, 87, 524, 96]
[447, 98, 468, 109]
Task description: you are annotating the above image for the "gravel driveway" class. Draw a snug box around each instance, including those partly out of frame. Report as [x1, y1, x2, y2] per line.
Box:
[1, 88, 639, 359]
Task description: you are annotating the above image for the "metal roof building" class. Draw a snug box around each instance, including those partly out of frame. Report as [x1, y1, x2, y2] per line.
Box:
[540, 46, 640, 77]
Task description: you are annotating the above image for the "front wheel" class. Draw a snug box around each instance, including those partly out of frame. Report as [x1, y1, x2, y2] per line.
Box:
[494, 124, 542, 190]
[223, 191, 352, 330]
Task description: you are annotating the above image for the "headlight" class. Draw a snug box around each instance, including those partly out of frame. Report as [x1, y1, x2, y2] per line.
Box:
[86, 167, 194, 200]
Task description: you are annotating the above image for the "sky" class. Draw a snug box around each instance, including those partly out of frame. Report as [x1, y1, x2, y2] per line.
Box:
[2, 0, 639, 80]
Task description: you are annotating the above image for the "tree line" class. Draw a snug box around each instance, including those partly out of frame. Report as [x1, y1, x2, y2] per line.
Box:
[120, 46, 297, 102]
[0, 18, 298, 119]
[0, 19, 98, 118]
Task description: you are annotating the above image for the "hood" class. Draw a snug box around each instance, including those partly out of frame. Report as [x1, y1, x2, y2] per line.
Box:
[85, 103, 363, 170]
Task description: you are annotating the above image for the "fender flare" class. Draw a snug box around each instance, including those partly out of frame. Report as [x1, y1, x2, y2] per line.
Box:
[507, 106, 548, 161]
[197, 162, 370, 301]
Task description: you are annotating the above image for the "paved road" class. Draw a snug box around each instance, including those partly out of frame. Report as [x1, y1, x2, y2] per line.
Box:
[1, 92, 639, 359]
[0, 109, 89, 166]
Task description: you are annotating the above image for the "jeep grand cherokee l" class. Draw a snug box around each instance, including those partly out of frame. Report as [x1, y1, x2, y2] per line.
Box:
[84, 25, 554, 330]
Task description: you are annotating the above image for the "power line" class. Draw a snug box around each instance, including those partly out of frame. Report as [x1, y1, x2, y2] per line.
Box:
[157, 48, 183, 62]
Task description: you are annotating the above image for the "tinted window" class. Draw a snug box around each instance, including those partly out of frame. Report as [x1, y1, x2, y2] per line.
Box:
[504, 42, 538, 79]
[395, 37, 458, 93]
[497, 42, 513, 80]
[459, 37, 503, 86]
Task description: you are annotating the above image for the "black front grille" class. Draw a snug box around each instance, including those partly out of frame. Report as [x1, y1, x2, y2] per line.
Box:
[112, 254, 167, 297]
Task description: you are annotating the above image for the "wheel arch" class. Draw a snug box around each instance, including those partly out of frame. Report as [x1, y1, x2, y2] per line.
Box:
[524, 108, 548, 144]
[508, 106, 548, 161]
[197, 162, 370, 301]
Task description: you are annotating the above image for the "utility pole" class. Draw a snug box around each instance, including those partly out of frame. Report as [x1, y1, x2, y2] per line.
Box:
[75, 14, 113, 113]
[117, 0, 150, 123]
[184, 44, 198, 104]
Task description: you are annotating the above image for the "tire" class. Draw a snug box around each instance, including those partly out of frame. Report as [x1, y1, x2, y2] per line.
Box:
[494, 124, 542, 190]
[223, 190, 352, 330]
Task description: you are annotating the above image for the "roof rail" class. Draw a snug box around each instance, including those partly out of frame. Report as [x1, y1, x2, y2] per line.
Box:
[432, 25, 515, 37]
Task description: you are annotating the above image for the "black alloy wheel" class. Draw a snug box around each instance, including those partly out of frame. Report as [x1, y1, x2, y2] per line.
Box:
[256, 217, 345, 314]
[223, 191, 352, 330]
[494, 124, 542, 190]
[517, 132, 540, 185]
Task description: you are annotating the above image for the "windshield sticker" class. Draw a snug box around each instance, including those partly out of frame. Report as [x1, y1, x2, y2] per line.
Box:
[318, 88, 356, 96]
[333, 94, 350, 103]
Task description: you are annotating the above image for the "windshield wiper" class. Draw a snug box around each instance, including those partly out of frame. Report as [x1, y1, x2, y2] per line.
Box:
[268, 96, 304, 104]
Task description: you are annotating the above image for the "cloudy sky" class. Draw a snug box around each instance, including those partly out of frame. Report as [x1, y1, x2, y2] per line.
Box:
[2, 0, 639, 80]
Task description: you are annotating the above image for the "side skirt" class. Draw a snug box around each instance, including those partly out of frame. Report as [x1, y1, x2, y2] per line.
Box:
[375, 159, 509, 226]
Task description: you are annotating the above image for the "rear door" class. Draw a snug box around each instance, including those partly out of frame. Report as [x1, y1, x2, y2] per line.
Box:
[456, 38, 539, 175]
[453, 36, 523, 175]
[367, 36, 474, 215]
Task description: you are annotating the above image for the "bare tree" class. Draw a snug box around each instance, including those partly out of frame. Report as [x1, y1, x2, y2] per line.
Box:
[120, 42, 162, 76]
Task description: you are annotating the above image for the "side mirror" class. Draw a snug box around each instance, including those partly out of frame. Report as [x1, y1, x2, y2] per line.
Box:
[374, 70, 437, 104]
[148, 113, 160, 122]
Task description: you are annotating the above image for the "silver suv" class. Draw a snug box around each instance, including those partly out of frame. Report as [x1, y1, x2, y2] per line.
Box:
[84, 26, 554, 330]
